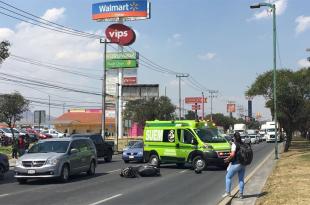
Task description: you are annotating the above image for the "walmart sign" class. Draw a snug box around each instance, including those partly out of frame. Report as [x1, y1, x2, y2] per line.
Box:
[92, 1, 150, 21]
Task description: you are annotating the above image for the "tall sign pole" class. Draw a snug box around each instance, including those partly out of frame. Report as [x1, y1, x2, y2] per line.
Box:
[202, 92, 205, 120]
[100, 39, 107, 140]
[176, 73, 189, 120]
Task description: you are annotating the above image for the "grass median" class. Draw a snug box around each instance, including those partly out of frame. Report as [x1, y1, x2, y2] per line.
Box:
[256, 136, 310, 205]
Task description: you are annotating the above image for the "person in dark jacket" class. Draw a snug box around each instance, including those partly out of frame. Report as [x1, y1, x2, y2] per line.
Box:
[12, 137, 19, 159]
[222, 132, 246, 199]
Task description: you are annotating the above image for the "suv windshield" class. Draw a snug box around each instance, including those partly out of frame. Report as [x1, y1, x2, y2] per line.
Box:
[195, 128, 227, 143]
[28, 141, 70, 153]
[131, 141, 143, 148]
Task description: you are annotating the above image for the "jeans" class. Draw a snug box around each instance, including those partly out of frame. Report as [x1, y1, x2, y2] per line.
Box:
[225, 163, 246, 194]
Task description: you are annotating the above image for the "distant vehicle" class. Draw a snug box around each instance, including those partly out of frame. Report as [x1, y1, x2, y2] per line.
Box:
[122, 141, 144, 163]
[122, 140, 141, 152]
[70, 134, 114, 162]
[241, 135, 251, 145]
[265, 122, 280, 143]
[259, 124, 267, 141]
[233, 124, 247, 136]
[0, 153, 9, 179]
[41, 129, 64, 138]
[14, 138, 97, 184]
[248, 129, 259, 144]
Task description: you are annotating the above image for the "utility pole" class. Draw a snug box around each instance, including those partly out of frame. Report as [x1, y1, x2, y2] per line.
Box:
[202, 92, 205, 120]
[209, 90, 218, 121]
[100, 38, 108, 141]
[176, 73, 189, 120]
[48, 95, 50, 129]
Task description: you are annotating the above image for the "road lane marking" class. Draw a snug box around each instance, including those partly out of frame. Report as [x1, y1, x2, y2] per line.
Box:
[179, 170, 187, 173]
[88, 194, 122, 205]
[0, 194, 9, 197]
[107, 169, 121, 173]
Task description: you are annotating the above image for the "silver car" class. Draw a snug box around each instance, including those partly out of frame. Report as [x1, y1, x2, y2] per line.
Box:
[14, 138, 97, 184]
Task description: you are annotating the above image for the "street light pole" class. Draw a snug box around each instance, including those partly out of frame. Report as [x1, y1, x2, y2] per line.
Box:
[251, 2, 278, 159]
[176, 73, 189, 120]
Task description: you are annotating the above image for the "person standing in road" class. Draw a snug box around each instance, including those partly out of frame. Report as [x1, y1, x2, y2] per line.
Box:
[222, 132, 246, 199]
[12, 137, 19, 159]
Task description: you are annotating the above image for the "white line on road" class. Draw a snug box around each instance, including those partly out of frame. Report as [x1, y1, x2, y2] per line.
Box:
[0, 194, 10, 197]
[107, 169, 121, 173]
[179, 170, 187, 173]
[88, 194, 122, 205]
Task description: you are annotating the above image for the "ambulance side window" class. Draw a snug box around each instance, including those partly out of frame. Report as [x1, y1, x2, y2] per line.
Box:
[163, 129, 175, 143]
[182, 129, 195, 144]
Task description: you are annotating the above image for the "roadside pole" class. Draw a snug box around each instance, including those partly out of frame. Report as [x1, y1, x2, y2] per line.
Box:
[100, 38, 107, 141]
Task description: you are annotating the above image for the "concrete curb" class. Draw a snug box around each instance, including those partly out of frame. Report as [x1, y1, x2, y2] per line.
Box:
[217, 148, 276, 205]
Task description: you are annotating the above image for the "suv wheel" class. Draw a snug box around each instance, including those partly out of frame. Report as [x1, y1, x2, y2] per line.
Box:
[17, 178, 27, 184]
[104, 149, 113, 162]
[192, 156, 206, 171]
[0, 165, 5, 180]
[149, 154, 160, 167]
[60, 164, 70, 182]
[87, 160, 96, 176]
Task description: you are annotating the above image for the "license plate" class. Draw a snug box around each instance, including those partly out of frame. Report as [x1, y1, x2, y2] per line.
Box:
[129, 156, 134, 159]
[28, 170, 35, 174]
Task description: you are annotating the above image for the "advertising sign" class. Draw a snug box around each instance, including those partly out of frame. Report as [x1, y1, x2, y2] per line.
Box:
[34, 110, 46, 124]
[105, 23, 136, 46]
[123, 76, 137, 85]
[185, 97, 207, 104]
[106, 52, 138, 60]
[227, 103, 236, 113]
[92, 1, 150, 21]
[192, 104, 201, 110]
[106, 59, 138, 69]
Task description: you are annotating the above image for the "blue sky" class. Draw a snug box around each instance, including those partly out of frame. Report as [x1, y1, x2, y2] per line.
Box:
[0, 0, 309, 121]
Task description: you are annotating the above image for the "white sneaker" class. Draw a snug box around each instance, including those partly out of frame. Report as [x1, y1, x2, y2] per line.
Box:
[222, 192, 231, 198]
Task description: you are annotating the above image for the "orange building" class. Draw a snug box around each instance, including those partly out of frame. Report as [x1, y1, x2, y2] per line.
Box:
[53, 109, 115, 135]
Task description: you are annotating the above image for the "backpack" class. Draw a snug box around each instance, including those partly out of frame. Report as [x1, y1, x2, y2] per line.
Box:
[236, 143, 253, 166]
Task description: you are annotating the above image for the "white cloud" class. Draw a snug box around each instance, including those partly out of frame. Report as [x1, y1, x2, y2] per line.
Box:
[0, 28, 15, 41]
[197, 52, 216, 61]
[168, 33, 183, 46]
[298, 59, 310, 67]
[42, 7, 65, 22]
[295, 16, 310, 34]
[249, 0, 288, 21]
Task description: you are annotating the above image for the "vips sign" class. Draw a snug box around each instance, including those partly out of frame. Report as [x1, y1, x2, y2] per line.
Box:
[105, 23, 136, 46]
[92, 0, 150, 21]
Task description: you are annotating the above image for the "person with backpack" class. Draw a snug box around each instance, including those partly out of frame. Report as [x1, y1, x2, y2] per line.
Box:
[222, 132, 253, 199]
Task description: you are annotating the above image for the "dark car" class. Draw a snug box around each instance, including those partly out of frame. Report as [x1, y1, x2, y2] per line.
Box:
[0, 153, 9, 179]
[71, 134, 114, 162]
[122, 141, 144, 163]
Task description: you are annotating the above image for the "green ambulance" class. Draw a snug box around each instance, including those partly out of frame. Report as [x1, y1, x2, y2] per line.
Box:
[143, 120, 231, 170]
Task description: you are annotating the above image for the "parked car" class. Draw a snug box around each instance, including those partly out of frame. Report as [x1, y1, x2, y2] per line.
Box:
[41, 129, 64, 138]
[71, 134, 114, 162]
[0, 153, 9, 179]
[14, 138, 97, 184]
[122, 141, 144, 163]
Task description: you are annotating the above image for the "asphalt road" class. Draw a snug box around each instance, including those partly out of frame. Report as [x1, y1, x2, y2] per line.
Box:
[0, 142, 276, 205]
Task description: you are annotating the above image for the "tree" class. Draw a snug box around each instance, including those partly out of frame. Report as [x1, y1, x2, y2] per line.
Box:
[246, 68, 310, 152]
[0, 92, 29, 138]
[205, 113, 237, 131]
[124, 96, 176, 127]
[0, 40, 10, 64]
[185, 110, 196, 120]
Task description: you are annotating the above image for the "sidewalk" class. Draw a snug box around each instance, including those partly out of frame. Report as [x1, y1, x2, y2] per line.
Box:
[218, 144, 281, 205]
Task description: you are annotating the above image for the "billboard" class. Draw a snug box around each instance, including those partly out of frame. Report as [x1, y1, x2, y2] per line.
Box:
[106, 52, 138, 60]
[191, 104, 201, 110]
[185, 97, 207, 104]
[34, 110, 46, 124]
[122, 84, 159, 100]
[227, 103, 236, 113]
[123, 76, 137, 85]
[92, 1, 150, 21]
[105, 24, 136, 46]
[106, 59, 138, 69]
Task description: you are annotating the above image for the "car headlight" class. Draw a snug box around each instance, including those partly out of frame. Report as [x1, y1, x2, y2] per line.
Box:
[46, 159, 58, 166]
[16, 159, 22, 166]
